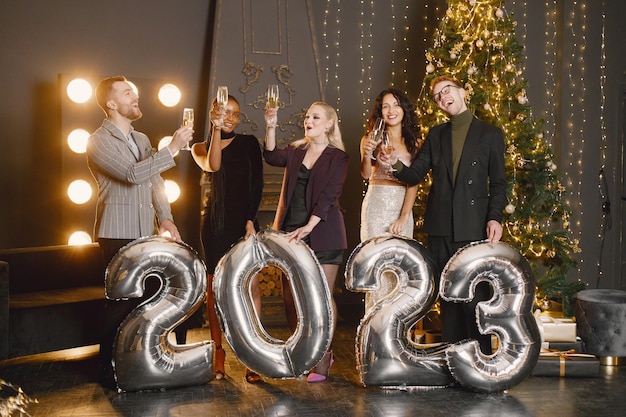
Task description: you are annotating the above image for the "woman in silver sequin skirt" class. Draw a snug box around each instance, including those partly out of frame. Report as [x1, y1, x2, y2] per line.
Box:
[359, 88, 423, 310]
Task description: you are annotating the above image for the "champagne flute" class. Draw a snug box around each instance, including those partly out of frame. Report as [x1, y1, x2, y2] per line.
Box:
[181, 108, 194, 150]
[217, 86, 228, 111]
[267, 84, 279, 108]
[373, 117, 385, 136]
[366, 117, 385, 160]
[381, 131, 396, 171]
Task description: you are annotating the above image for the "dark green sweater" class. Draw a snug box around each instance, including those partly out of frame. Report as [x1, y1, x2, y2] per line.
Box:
[450, 109, 473, 186]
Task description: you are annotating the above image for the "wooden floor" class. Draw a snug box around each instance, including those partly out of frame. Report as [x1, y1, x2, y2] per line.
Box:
[1, 322, 626, 417]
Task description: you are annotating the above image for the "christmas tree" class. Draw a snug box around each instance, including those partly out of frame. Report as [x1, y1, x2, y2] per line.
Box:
[414, 0, 585, 314]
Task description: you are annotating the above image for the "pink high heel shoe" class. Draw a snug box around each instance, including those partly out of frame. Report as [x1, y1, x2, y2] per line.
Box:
[307, 351, 334, 383]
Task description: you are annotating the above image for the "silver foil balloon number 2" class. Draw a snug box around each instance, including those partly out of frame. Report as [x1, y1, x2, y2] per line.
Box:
[346, 237, 540, 393]
[106, 236, 213, 392]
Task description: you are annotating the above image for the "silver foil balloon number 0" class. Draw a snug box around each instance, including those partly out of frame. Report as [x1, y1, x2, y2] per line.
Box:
[106, 236, 213, 392]
[346, 237, 540, 393]
[213, 230, 334, 378]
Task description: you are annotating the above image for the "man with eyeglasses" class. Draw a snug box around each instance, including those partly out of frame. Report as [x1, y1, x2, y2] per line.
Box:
[380, 75, 507, 354]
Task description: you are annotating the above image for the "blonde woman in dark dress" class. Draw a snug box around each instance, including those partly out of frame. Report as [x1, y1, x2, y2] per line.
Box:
[263, 102, 348, 382]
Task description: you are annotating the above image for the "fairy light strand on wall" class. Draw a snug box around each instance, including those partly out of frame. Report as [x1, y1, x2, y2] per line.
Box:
[544, 1, 558, 145]
[390, 0, 397, 85]
[401, 1, 410, 91]
[335, 0, 342, 116]
[563, 1, 587, 278]
[599, 1, 608, 169]
[323, 2, 330, 87]
[322, 0, 342, 117]
[358, 0, 376, 122]
[596, 0, 609, 285]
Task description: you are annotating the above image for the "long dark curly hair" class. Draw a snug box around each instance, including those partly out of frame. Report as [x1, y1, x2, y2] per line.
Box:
[367, 88, 422, 158]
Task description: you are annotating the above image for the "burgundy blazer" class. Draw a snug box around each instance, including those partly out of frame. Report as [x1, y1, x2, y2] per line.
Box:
[264, 144, 349, 252]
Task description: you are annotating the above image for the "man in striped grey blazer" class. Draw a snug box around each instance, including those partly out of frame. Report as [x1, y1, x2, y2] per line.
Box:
[86, 75, 192, 385]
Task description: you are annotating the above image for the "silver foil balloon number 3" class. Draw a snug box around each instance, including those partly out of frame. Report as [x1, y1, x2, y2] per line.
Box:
[346, 237, 540, 393]
[213, 230, 334, 378]
[441, 240, 541, 393]
[106, 236, 213, 392]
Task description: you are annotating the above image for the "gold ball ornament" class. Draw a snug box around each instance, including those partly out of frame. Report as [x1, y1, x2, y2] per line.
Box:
[475, 39, 485, 49]
[495, 8, 504, 18]
[426, 63, 435, 74]
[505, 204, 516, 214]
[504, 204, 515, 214]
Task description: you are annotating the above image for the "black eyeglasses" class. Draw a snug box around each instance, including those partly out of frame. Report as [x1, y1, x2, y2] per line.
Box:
[432, 84, 461, 103]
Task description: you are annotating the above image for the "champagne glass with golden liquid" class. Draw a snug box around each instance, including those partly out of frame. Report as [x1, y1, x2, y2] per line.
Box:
[365, 117, 385, 160]
[267, 84, 279, 108]
[181, 107, 194, 150]
[381, 131, 395, 171]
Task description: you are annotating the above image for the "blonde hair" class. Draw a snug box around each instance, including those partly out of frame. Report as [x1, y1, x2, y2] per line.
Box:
[292, 102, 345, 151]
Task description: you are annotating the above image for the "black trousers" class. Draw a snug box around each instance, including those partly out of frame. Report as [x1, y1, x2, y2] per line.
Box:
[428, 235, 492, 354]
[97, 239, 135, 374]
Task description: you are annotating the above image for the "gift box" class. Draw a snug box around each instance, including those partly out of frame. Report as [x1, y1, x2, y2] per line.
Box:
[535, 312, 577, 342]
[532, 351, 600, 377]
[541, 339, 583, 352]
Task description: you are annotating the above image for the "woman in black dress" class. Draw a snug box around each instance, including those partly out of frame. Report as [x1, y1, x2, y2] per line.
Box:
[191, 95, 264, 383]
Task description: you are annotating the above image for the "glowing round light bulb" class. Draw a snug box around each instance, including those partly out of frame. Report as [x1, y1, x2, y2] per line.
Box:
[68, 231, 92, 245]
[66, 78, 92, 103]
[67, 128, 90, 154]
[158, 83, 181, 107]
[164, 179, 180, 203]
[67, 179, 93, 204]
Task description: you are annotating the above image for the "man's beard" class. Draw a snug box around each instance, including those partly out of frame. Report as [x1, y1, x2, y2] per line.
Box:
[120, 104, 142, 121]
